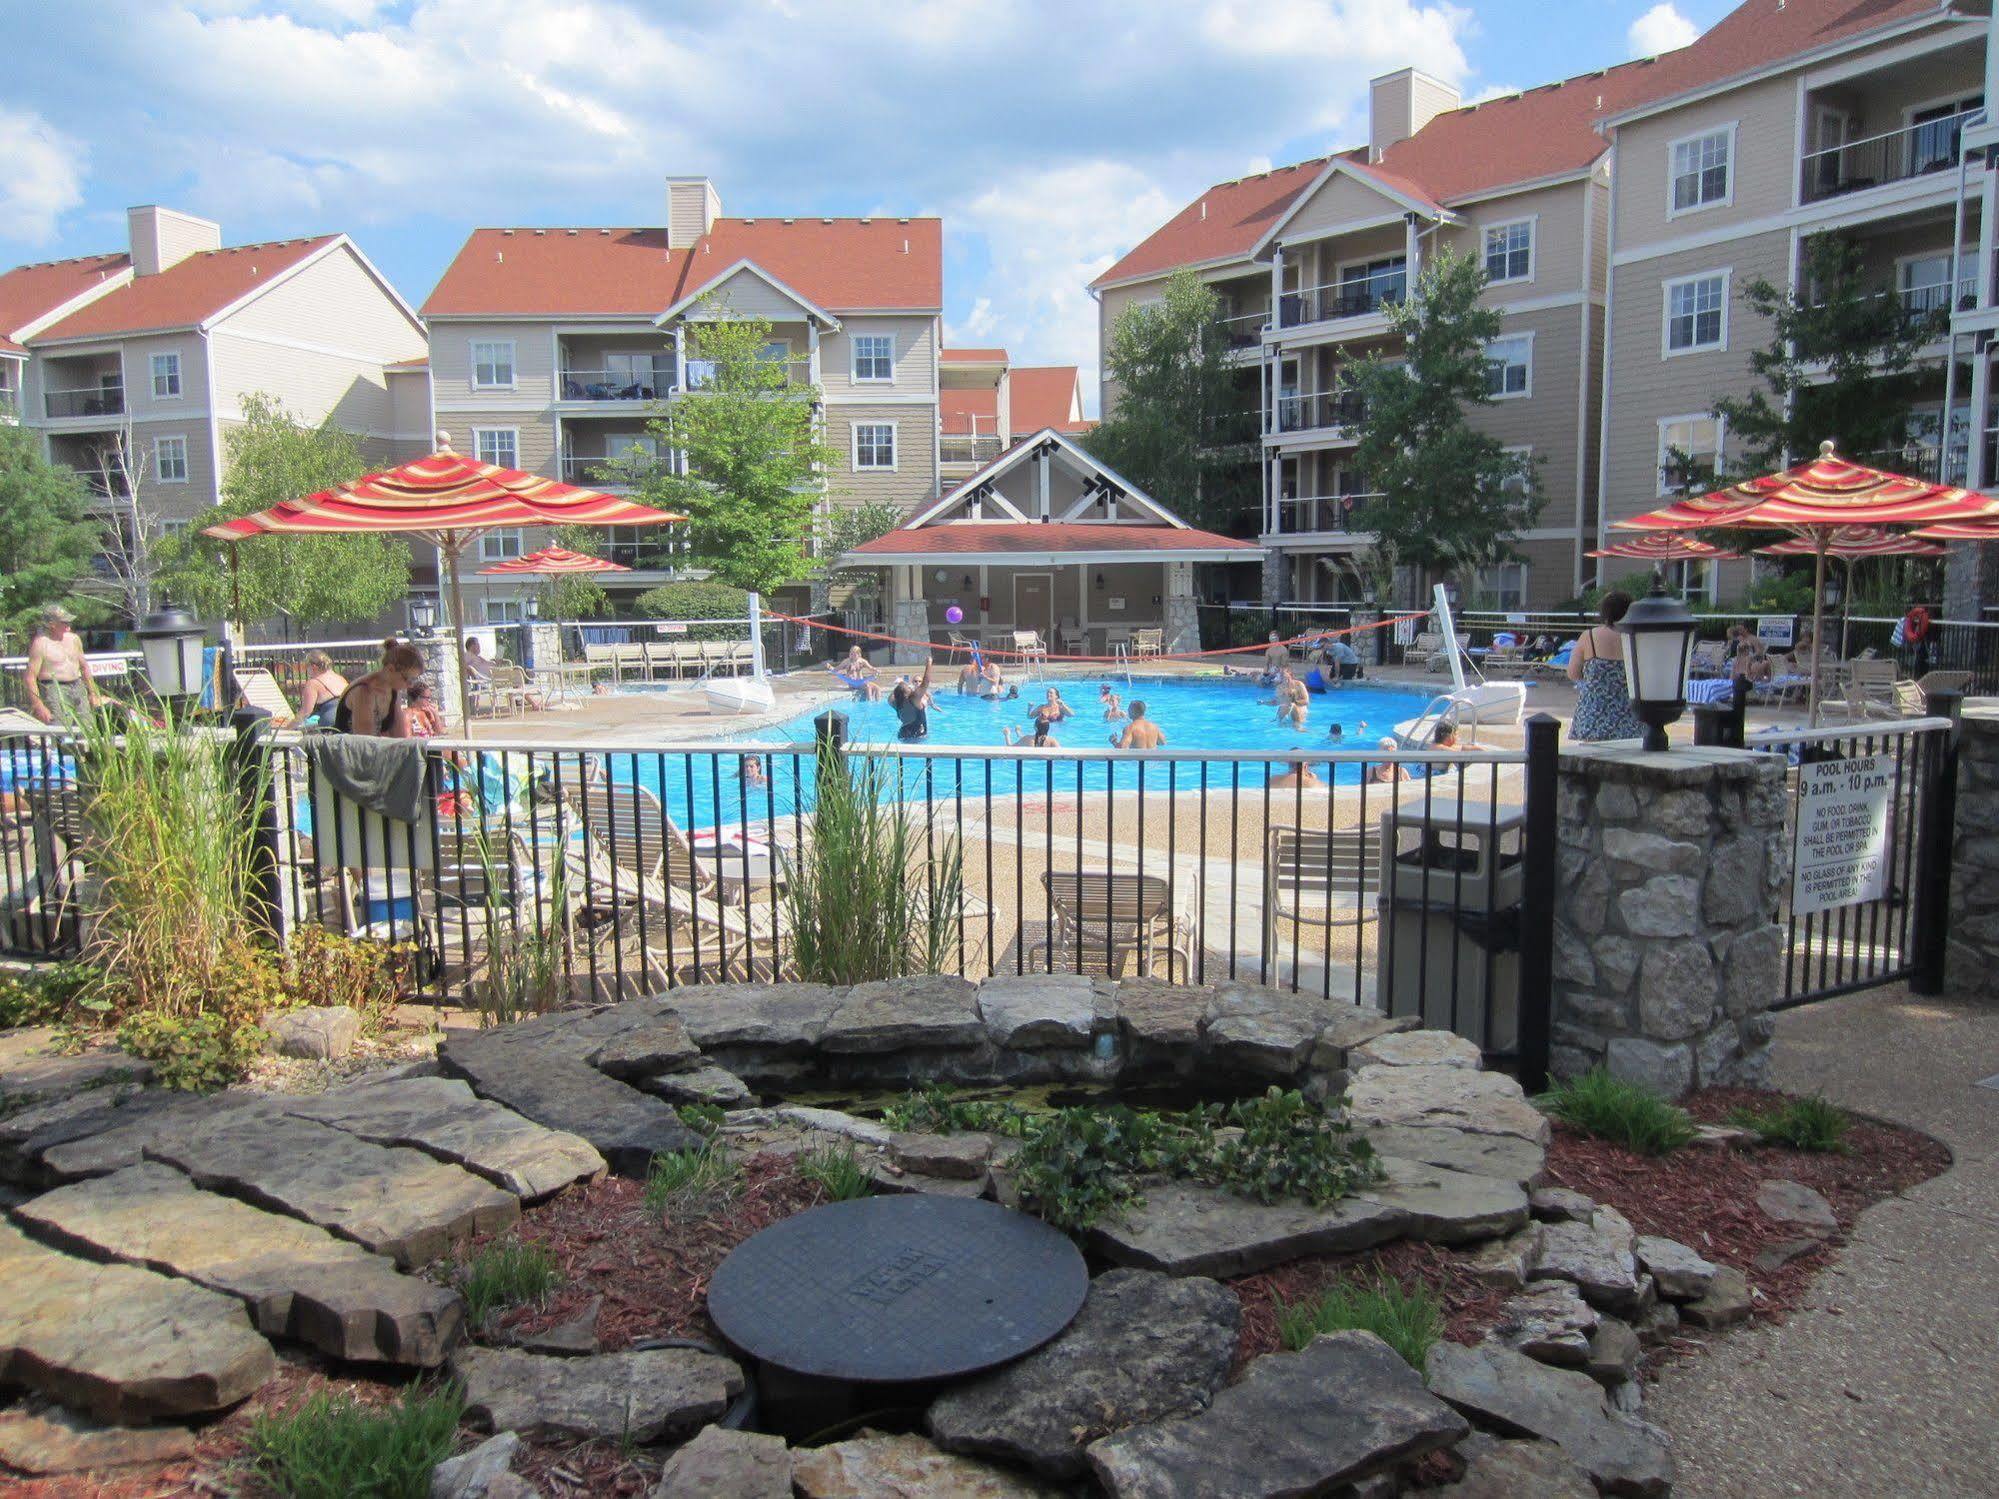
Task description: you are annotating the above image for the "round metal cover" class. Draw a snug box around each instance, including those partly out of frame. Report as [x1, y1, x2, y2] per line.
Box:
[707, 1194, 1088, 1383]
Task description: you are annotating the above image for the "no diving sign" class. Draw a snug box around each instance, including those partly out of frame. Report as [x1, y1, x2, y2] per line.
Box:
[1792, 754, 1894, 915]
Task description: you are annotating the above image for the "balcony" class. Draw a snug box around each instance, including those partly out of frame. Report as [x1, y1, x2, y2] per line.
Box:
[560, 452, 666, 488]
[1213, 309, 1269, 351]
[1897, 275, 1977, 324]
[44, 383, 124, 420]
[940, 434, 1005, 467]
[1800, 108, 1980, 204]
[559, 364, 674, 402]
[1854, 439, 1965, 485]
[1274, 389, 1366, 436]
[599, 528, 688, 572]
[1269, 491, 1383, 536]
[1277, 270, 1405, 330]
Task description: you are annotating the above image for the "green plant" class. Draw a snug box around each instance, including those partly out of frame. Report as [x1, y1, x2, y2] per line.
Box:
[116, 1007, 267, 1092]
[632, 580, 753, 640]
[0, 960, 99, 1029]
[1273, 1274, 1444, 1368]
[676, 1102, 727, 1137]
[281, 927, 415, 1031]
[1200, 1089, 1380, 1206]
[781, 745, 966, 984]
[456, 1236, 563, 1327]
[470, 830, 569, 1028]
[1726, 1094, 1852, 1153]
[642, 1144, 736, 1212]
[796, 1141, 873, 1201]
[880, 1085, 1027, 1137]
[1540, 1069, 1699, 1156]
[247, 1383, 464, 1499]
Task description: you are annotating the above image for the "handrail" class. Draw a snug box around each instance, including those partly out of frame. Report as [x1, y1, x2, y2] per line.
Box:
[1748, 715, 1950, 747]
[1801, 107, 1980, 163]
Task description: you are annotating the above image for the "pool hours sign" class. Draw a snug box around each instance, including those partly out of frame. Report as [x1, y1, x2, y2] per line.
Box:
[1792, 754, 1894, 915]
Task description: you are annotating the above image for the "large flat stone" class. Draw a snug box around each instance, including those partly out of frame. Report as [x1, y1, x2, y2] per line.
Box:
[1426, 1341, 1673, 1498]
[1346, 1064, 1552, 1145]
[818, 975, 985, 1053]
[976, 973, 1107, 1049]
[0, 1085, 213, 1186]
[1529, 1207, 1646, 1313]
[145, 1111, 517, 1268]
[15, 1163, 461, 1367]
[1433, 1438, 1599, 1498]
[1113, 978, 1209, 1049]
[0, 1221, 275, 1422]
[0, 1028, 150, 1111]
[1089, 1179, 1406, 1278]
[794, 1432, 1057, 1498]
[1308, 1006, 1419, 1070]
[33, 1093, 267, 1182]
[1086, 1331, 1468, 1497]
[1361, 1124, 1545, 1186]
[1356, 1157, 1530, 1244]
[1200, 981, 1331, 1078]
[454, 1345, 743, 1443]
[659, 981, 847, 1053]
[653, 1425, 792, 1498]
[928, 1268, 1239, 1477]
[0, 1408, 196, 1475]
[585, 1013, 700, 1079]
[1352, 1029, 1483, 1070]
[279, 1076, 604, 1201]
[640, 1063, 753, 1108]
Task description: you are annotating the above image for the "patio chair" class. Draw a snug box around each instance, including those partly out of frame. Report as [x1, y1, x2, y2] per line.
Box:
[1404, 631, 1443, 671]
[1915, 670, 1972, 704]
[1132, 628, 1164, 662]
[1687, 641, 1729, 679]
[1038, 870, 1196, 981]
[1429, 632, 1472, 674]
[1011, 630, 1049, 670]
[1886, 680, 1927, 719]
[1262, 825, 1379, 974]
[232, 667, 297, 725]
[1831, 660, 1899, 720]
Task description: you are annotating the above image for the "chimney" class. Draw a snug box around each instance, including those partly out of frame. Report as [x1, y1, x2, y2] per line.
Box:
[1368, 69, 1461, 162]
[665, 177, 721, 250]
[127, 206, 222, 277]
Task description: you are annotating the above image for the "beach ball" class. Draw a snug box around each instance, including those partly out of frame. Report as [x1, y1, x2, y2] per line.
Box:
[945, 606, 964, 624]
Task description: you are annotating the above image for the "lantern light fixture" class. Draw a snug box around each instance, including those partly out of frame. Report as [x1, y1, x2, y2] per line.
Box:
[1614, 582, 1700, 753]
[136, 596, 206, 707]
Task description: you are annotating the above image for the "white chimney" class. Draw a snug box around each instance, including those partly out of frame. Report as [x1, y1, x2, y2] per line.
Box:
[1368, 69, 1461, 162]
[127, 206, 221, 277]
[665, 177, 722, 250]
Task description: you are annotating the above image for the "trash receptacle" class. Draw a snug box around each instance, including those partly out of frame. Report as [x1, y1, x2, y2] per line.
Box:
[1379, 799, 1524, 1054]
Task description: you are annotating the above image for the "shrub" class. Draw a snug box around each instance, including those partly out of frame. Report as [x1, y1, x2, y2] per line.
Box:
[456, 1236, 563, 1327]
[116, 1009, 267, 1092]
[880, 1085, 1025, 1137]
[281, 927, 415, 1030]
[1273, 1275, 1444, 1368]
[1726, 1094, 1851, 1153]
[0, 960, 98, 1029]
[676, 1102, 727, 1138]
[1540, 1069, 1698, 1156]
[247, 1384, 463, 1499]
[796, 1141, 872, 1201]
[633, 580, 750, 640]
[643, 1145, 735, 1212]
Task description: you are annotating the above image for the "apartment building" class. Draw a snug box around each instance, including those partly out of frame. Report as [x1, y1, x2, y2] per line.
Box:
[940, 347, 1090, 483]
[1942, 10, 1999, 616]
[420, 178, 943, 621]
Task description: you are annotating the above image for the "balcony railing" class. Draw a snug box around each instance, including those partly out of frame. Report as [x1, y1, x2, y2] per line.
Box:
[1213, 309, 1270, 350]
[1897, 276, 1977, 323]
[1277, 271, 1405, 329]
[1800, 108, 1981, 203]
[1269, 491, 1384, 536]
[43, 384, 123, 420]
[1274, 389, 1366, 435]
[599, 536, 689, 571]
[1854, 440, 1965, 486]
[559, 366, 674, 402]
[940, 434, 1005, 466]
[560, 453, 666, 487]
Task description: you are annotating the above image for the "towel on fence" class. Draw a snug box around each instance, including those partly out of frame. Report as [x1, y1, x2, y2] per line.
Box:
[303, 733, 426, 823]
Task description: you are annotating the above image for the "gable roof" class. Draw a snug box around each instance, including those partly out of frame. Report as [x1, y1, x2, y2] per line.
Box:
[656, 257, 840, 328]
[423, 216, 943, 318]
[1009, 365, 1089, 433]
[942, 347, 1009, 363]
[33, 237, 339, 342]
[0, 253, 131, 341]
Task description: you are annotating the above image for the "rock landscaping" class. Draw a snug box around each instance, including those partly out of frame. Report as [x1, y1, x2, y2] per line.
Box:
[0, 979, 1953, 1495]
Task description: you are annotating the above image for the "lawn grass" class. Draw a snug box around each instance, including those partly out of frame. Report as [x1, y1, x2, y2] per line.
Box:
[456, 1236, 562, 1327]
[1272, 1275, 1444, 1369]
[1540, 1068, 1698, 1156]
[796, 1141, 872, 1200]
[247, 1384, 463, 1499]
[642, 1143, 736, 1213]
[1726, 1093, 1852, 1153]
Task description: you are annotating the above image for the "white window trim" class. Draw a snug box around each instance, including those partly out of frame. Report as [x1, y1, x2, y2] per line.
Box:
[1901, 91, 1983, 132]
[1660, 268, 1732, 358]
[471, 425, 522, 470]
[150, 351, 182, 401]
[1655, 412, 1727, 495]
[1484, 331, 1534, 401]
[851, 333, 894, 383]
[1665, 122, 1738, 221]
[1481, 217, 1537, 286]
[470, 339, 517, 392]
[1498, 442, 1534, 496]
[481, 527, 526, 562]
[851, 420, 898, 472]
[154, 435, 189, 484]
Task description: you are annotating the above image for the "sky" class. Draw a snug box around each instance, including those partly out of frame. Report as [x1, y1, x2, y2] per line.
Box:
[1, 1, 1739, 410]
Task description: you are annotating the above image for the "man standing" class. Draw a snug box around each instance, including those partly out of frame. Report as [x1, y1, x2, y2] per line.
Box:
[24, 606, 103, 725]
[1261, 630, 1291, 683]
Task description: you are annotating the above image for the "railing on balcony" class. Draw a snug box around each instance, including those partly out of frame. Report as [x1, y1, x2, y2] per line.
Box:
[1268, 491, 1384, 536]
[559, 366, 674, 402]
[43, 384, 123, 420]
[1274, 389, 1366, 435]
[1800, 108, 1981, 203]
[560, 453, 667, 487]
[684, 359, 813, 390]
[1277, 270, 1406, 329]
[598, 533, 689, 571]
[1213, 309, 1270, 350]
[1897, 275, 1978, 324]
[1853, 439, 1965, 485]
[940, 434, 1005, 466]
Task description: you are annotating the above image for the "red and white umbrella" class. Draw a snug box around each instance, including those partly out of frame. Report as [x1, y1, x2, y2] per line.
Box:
[1587, 534, 1739, 563]
[1756, 525, 1946, 559]
[476, 544, 632, 576]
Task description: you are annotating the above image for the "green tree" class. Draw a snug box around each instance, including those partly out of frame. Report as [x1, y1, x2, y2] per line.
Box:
[1712, 232, 1947, 474]
[530, 524, 613, 620]
[815, 501, 904, 616]
[1085, 268, 1256, 530]
[155, 394, 411, 628]
[630, 307, 835, 595]
[0, 425, 103, 646]
[1346, 249, 1542, 604]
[634, 579, 749, 640]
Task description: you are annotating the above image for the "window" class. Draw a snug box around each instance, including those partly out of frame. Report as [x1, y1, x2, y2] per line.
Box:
[1484, 335, 1531, 398]
[484, 599, 524, 624]
[853, 422, 896, 470]
[1657, 414, 1723, 494]
[1909, 96, 1981, 176]
[154, 435, 188, 483]
[1498, 445, 1532, 498]
[1670, 127, 1732, 213]
[481, 528, 524, 562]
[1664, 272, 1728, 354]
[151, 352, 182, 399]
[852, 335, 893, 381]
[1340, 256, 1406, 313]
[1474, 563, 1528, 611]
[473, 427, 519, 469]
[1899, 253, 1957, 320]
[1483, 220, 1533, 283]
[158, 517, 191, 538]
[471, 340, 516, 390]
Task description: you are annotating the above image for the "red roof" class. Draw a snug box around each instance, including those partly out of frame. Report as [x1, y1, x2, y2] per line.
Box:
[423, 217, 942, 317]
[0, 336, 23, 358]
[35, 238, 337, 341]
[0, 253, 129, 341]
[942, 346, 1009, 362]
[1094, 0, 1951, 287]
[941, 387, 999, 435]
[1009, 366, 1089, 433]
[852, 522, 1254, 557]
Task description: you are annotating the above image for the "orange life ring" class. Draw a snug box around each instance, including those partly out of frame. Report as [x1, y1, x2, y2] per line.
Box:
[1902, 606, 1932, 644]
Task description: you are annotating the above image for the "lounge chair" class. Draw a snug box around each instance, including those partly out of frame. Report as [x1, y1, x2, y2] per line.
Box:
[1831, 660, 1899, 720]
[1687, 641, 1729, 679]
[232, 667, 296, 725]
[1263, 826, 1379, 977]
[1915, 670, 1971, 704]
[1404, 631, 1443, 671]
[1039, 870, 1196, 981]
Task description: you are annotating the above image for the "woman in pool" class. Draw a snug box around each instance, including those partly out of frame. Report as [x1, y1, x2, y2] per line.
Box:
[1099, 684, 1127, 721]
[1366, 737, 1411, 784]
[830, 645, 882, 701]
[1272, 667, 1309, 729]
[889, 660, 935, 742]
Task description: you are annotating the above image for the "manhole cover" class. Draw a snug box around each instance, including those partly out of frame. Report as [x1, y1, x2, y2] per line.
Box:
[707, 1194, 1088, 1383]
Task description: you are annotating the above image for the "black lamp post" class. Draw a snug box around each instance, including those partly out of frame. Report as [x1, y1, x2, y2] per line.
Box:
[409, 597, 438, 638]
[1614, 582, 1700, 753]
[136, 596, 207, 716]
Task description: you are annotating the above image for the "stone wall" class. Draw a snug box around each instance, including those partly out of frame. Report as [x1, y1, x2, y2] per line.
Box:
[1550, 744, 1789, 1096]
[1947, 704, 1999, 997]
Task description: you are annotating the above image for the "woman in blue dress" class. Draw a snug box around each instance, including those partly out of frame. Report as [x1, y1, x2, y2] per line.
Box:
[1566, 591, 1646, 742]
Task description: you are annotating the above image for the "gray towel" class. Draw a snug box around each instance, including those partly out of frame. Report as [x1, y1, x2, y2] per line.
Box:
[303, 734, 426, 823]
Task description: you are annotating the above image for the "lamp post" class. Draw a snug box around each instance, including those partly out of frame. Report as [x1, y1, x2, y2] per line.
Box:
[1614, 583, 1700, 753]
[409, 596, 438, 639]
[136, 596, 207, 718]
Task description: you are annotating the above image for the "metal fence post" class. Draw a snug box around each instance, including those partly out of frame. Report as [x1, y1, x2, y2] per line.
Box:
[1910, 689, 1962, 996]
[1515, 712, 1560, 1093]
[228, 708, 283, 943]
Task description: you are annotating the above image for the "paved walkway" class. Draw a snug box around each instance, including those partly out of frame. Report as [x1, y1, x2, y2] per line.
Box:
[1648, 984, 1999, 1496]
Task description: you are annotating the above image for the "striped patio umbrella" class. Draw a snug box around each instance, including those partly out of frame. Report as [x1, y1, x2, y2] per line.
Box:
[476, 545, 632, 576]
[1587, 534, 1739, 562]
[1756, 526, 1946, 559]
[1913, 518, 1999, 542]
[204, 436, 683, 729]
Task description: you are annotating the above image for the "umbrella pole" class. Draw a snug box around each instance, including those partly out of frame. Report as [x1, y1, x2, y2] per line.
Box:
[1808, 538, 1829, 729]
[445, 541, 473, 734]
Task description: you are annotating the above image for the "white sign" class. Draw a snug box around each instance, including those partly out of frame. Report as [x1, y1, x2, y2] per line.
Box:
[654, 622, 688, 635]
[1757, 615, 1795, 649]
[1792, 754, 1894, 915]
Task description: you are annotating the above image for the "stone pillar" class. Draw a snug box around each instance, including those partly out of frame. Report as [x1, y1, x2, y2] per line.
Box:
[1260, 550, 1286, 605]
[1353, 608, 1381, 667]
[524, 622, 561, 675]
[1947, 704, 1999, 997]
[1550, 743, 1789, 1096]
[1163, 560, 1199, 654]
[416, 635, 465, 732]
[891, 597, 930, 666]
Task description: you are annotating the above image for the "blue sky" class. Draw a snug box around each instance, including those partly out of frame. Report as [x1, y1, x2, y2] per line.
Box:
[1, 1, 1738, 404]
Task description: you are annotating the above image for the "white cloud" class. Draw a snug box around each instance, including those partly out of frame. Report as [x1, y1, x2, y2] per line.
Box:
[0, 108, 85, 245]
[1628, 3, 1698, 57]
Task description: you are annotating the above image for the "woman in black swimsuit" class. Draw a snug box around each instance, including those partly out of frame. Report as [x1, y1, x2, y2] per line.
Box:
[889, 659, 935, 743]
[333, 639, 425, 737]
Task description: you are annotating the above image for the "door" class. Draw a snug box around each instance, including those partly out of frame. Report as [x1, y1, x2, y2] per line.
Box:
[1014, 573, 1053, 644]
[1811, 107, 1851, 196]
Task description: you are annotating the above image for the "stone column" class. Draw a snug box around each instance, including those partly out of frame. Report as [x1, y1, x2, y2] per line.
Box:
[1352, 608, 1381, 667]
[1163, 560, 1199, 654]
[890, 598, 931, 666]
[524, 622, 561, 675]
[1947, 704, 1999, 997]
[1260, 550, 1286, 605]
[415, 635, 465, 733]
[1550, 743, 1789, 1096]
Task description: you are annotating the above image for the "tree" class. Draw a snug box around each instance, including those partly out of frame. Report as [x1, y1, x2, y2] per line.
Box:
[1712, 232, 1947, 475]
[1085, 268, 1257, 530]
[78, 425, 166, 626]
[814, 501, 904, 617]
[154, 394, 411, 629]
[531, 524, 613, 621]
[0, 426, 103, 647]
[1346, 249, 1542, 605]
[634, 579, 749, 640]
[629, 306, 835, 595]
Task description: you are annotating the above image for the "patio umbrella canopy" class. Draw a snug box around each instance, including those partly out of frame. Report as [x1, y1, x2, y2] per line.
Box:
[1756, 526, 1946, 661]
[1587, 534, 1739, 563]
[475, 544, 632, 576]
[203, 438, 683, 730]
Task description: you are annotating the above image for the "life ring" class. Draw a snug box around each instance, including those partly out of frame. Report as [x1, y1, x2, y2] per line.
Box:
[1902, 606, 1932, 644]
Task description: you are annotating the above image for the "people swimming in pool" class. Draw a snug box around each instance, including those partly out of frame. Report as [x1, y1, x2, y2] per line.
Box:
[1099, 683, 1127, 721]
[1272, 667, 1309, 729]
[1114, 700, 1166, 749]
[889, 660, 935, 742]
[1004, 691, 1067, 746]
[829, 645, 882, 701]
